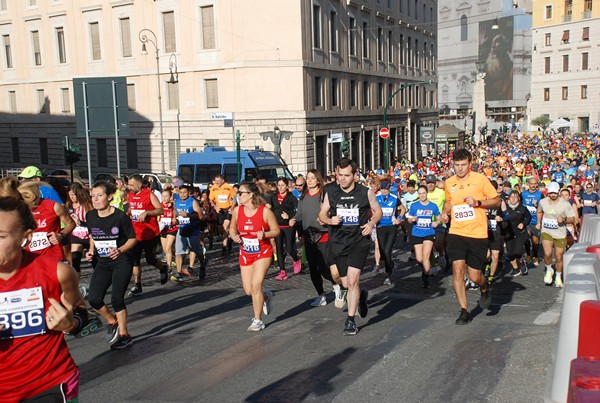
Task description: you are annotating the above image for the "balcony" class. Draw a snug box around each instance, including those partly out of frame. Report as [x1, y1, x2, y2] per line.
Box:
[582, 10, 592, 19]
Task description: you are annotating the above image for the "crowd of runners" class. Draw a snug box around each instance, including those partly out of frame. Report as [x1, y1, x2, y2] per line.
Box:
[1, 129, 599, 401]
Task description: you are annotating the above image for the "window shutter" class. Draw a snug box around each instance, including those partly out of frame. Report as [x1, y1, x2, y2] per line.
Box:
[120, 18, 132, 57]
[201, 6, 215, 49]
[90, 22, 101, 60]
[205, 79, 218, 108]
[163, 12, 176, 53]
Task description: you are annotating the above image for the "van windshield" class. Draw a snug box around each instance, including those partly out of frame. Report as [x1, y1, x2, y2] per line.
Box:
[256, 166, 293, 181]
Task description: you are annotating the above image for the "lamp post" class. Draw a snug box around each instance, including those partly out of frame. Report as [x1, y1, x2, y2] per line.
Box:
[382, 79, 434, 168]
[473, 61, 487, 145]
[139, 29, 166, 175]
[167, 53, 181, 155]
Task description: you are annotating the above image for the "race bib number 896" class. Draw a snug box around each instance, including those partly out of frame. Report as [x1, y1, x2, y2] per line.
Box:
[0, 287, 46, 339]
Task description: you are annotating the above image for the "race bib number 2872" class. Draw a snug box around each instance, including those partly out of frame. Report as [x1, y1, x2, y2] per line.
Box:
[0, 287, 46, 339]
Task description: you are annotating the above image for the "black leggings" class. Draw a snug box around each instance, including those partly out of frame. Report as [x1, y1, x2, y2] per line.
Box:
[377, 225, 398, 275]
[275, 226, 299, 271]
[305, 241, 334, 295]
[88, 257, 133, 313]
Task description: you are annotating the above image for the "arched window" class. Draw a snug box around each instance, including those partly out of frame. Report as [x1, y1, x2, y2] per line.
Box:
[460, 15, 468, 41]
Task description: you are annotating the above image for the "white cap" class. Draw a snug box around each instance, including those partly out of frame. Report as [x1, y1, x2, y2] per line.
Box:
[547, 182, 560, 194]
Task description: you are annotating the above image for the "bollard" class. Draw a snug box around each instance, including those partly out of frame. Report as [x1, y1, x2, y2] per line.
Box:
[548, 272, 600, 403]
[567, 357, 600, 403]
[579, 215, 600, 244]
[578, 301, 600, 358]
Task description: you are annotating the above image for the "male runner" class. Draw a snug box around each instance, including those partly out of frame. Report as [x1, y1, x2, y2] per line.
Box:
[209, 175, 235, 257]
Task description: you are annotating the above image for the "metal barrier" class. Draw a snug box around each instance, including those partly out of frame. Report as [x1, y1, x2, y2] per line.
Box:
[579, 214, 600, 244]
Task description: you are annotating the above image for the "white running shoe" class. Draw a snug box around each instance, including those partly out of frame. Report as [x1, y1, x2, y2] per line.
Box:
[544, 267, 555, 285]
[334, 285, 347, 309]
[247, 318, 265, 332]
[310, 295, 327, 307]
[263, 289, 273, 316]
[554, 273, 563, 288]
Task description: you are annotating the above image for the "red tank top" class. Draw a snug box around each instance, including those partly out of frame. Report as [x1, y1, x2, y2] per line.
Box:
[0, 252, 77, 401]
[160, 202, 178, 234]
[27, 199, 64, 260]
[237, 205, 271, 252]
[129, 188, 160, 240]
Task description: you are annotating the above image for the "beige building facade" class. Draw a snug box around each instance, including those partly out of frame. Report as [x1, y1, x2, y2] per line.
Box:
[529, 0, 600, 132]
[0, 0, 438, 178]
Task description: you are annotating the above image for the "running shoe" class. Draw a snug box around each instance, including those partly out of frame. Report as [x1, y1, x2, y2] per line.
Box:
[486, 276, 496, 286]
[334, 286, 347, 309]
[555, 273, 563, 288]
[293, 260, 302, 274]
[429, 266, 440, 276]
[358, 288, 368, 318]
[79, 285, 88, 299]
[342, 319, 358, 336]
[263, 289, 273, 315]
[275, 270, 288, 281]
[110, 334, 133, 350]
[159, 266, 168, 285]
[247, 318, 265, 332]
[182, 268, 191, 277]
[129, 284, 142, 295]
[373, 265, 380, 274]
[383, 277, 392, 286]
[522, 265, 529, 276]
[106, 321, 119, 344]
[422, 272, 430, 289]
[479, 288, 492, 309]
[310, 295, 327, 307]
[544, 267, 555, 285]
[455, 308, 471, 325]
[510, 269, 522, 277]
[76, 315, 103, 338]
[170, 272, 183, 282]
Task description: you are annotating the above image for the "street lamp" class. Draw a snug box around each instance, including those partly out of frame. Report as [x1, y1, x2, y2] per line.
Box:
[472, 61, 487, 145]
[382, 79, 435, 167]
[168, 53, 178, 84]
[139, 28, 166, 175]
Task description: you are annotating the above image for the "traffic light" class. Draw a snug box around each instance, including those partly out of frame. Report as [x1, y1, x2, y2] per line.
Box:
[65, 144, 81, 165]
[340, 140, 350, 157]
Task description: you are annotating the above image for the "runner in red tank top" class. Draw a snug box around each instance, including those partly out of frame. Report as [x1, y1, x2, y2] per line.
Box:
[229, 182, 280, 332]
[18, 182, 75, 262]
[0, 194, 88, 402]
[127, 175, 167, 294]
[159, 188, 178, 272]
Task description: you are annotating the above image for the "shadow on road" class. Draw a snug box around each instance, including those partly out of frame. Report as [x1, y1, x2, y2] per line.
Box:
[244, 347, 356, 402]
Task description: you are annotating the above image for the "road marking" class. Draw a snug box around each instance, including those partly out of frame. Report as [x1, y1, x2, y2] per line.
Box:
[533, 289, 563, 326]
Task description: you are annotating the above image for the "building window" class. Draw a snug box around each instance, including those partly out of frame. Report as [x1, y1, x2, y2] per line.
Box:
[168, 139, 180, 171]
[561, 30, 569, 44]
[363, 81, 369, 108]
[32, 31, 41, 66]
[582, 52, 589, 70]
[377, 27, 383, 61]
[37, 89, 46, 113]
[407, 36, 412, 66]
[388, 30, 393, 62]
[460, 15, 468, 41]
[545, 33, 551, 46]
[362, 22, 369, 57]
[581, 85, 588, 99]
[544, 87, 550, 101]
[350, 79, 357, 107]
[563, 54, 569, 71]
[564, 0, 572, 19]
[163, 11, 176, 53]
[11, 137, 19, 163]
[414, 0, 418, 19]
[97, 139, 107, 168]
[401, 87, 406, 107]
[582, 27, 589, 41]
[312, 5, 321, 49]
[2, 34, 11, 68]
[89, 22, 101, 60]
[56, 27, 66, 64]
[314, 76, 322, 107]
[330, 11, 338, 52]
[200, 6, 216, 50]
[167, 81, 179, 110]
[127, 83, 136, 111]
[61, 88, 70, 113]
[414, 39, 419, 68]
[8, 90, 16, 113]
[415, 85, 420, 106]
[399, 34, 404, 64]
[39, 138, 48, 165]
[562, 86, 568, 100]
[545, 5, 552, 19]
[378, 83, 384, 107]
[331, 78, 339, 107]
[205, 79, 218, 108]
[29, 0, 37, 5]
[126, 139, 138, 169]
[349, 17, 356, 56]
[388, 83, 393, 107]
[399, 0, 403, 13]
[584, 0, 592, 16]
[544, 57, 550, 73]
[0, 0, 6, 11]
[119, 18, 132, 57]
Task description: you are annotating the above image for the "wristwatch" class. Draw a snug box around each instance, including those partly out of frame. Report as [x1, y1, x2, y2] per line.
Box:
[477, 200, 482, 207]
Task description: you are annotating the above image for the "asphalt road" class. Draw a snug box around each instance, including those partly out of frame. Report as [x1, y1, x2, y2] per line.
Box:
[69, 240, 561, 402]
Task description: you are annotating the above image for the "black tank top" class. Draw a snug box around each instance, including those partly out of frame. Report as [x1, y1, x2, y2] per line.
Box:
[326, 183, 371, 251]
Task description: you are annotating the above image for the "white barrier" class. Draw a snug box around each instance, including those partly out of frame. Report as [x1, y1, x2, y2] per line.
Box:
[546, 267, 600, 403]
[579, 214, 600, 244]
[563, 242, 592, 273]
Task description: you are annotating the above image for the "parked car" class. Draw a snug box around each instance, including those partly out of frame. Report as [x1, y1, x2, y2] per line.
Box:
[134, 173, 173, 192]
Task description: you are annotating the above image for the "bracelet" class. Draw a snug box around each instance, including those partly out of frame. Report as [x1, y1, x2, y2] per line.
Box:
[58, 233, 68, 245]
[68, 306, 89, 336]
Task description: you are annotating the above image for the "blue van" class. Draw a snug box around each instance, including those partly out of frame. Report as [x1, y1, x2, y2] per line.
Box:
[176, 146, 293, 189]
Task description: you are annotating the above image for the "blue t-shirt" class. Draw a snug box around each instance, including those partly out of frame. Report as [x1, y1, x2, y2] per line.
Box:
[376, 193, 400, 227]
[40, 185, 63, 204]
[553, 171, 566, 184]
[408, 200, 440, 238]
[521, 189, 543, 225]
[581, 192, 600, 215]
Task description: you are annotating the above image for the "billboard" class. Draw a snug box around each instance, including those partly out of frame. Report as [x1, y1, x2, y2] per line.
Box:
[479, 17, 514, 101]
[419, 126, 435, 144]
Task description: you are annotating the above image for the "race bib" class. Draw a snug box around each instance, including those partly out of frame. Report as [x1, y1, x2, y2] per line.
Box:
[178, 216, 190, 225]
[217, 194, 229, 203]
[242, 237, 260, 254]
[0, 287, 46, 339]
[488, 219, 498, 230]
[95, 240, 117, 257]
[542, 218, 559, 230]
[584, 200, 594, 207]
[381, 207, 394, 218]
[526, 205, 538, 215]
[416, 217, 432, 228]
[131, 209, 144, 222]
[72, 226, 89, 239]
[338, 208, 360, 225]
[29, 232, 51, 252]
[160, 217, 172, 229]
[453, 204, 476, 222]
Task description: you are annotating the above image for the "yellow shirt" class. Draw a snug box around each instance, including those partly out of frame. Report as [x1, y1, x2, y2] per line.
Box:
[209, 183, 235, 210]
[427, 188, 446, 213]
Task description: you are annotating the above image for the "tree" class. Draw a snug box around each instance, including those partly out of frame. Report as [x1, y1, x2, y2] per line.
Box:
[531, 115, 552, 130]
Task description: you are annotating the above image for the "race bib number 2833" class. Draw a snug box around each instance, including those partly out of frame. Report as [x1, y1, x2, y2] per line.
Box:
[0, 287, 46, 339]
